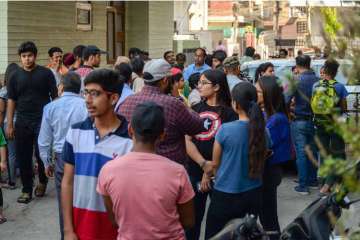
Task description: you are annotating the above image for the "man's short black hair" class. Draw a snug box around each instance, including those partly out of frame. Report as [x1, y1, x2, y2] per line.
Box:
[114, 63, 132, 84]
[323, 58, 339, 79]
[18, 41, 38, 56]
[131, 57, 145, 75]
[131, 102, 165, 144]
[128, 47, 142, 58]
[163, 50, 174, 59]
[73, 45, 86, 58]
[84, 69, 123, 95]
[279, 48, 288, 56]
[61, 72, 81, 94]
[296, 55, 311, 69]
[48, 47, 63, 57]
[188, 72, 200, 90]
[176, 53, 186, 61]
[245, 47, 255, 57]
[212, 50, 227, 63]
[195, 48, 206, 57]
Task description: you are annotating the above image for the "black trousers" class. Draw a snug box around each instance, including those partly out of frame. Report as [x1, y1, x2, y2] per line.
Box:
[205, 187, 262, 239]
[186, 173, 209, 240]
[15, 120, 47, 194]
[260, 164, 282, 240]
[0, 188, 3, 207]
[316, 124, 346, 186]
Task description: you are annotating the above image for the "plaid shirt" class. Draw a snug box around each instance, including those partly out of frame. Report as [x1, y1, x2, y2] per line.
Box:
[119, 85, 204, 165]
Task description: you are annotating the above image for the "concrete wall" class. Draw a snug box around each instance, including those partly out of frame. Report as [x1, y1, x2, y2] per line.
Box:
[125, 1, 173, 59]
[125, 1, 149, 55]
[7, 1, 107, 66]
[148, 1, 174, 58]
[0, 1, 8, 75]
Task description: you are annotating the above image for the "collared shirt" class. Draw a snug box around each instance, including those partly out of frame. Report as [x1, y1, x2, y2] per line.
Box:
[183, 63, 211, 81]
[62, 115, 133, 240]
[119, 85, 204, 165]
[227, 74, 243, 92]
[7, 65, 58, 123]
[75, 65, 94, 92]
[115, 83, 133, 111]
[38, 92, 88, 167]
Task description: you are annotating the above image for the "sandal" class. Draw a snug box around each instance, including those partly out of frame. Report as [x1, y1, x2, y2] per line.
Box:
[17, 192, 32, 204]
[34, 183, 47, 197]
[0, 217, 7, 224]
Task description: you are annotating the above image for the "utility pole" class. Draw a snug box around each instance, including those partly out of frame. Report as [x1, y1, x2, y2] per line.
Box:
[274, 1, 281, 51]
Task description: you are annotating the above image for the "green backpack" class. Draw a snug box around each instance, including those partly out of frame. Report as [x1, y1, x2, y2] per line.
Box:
[311, 79, 339, 115]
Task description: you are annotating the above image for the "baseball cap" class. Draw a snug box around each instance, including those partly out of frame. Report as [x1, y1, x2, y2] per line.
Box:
[83, 45, 107, 58]
[143, 59, 171, 83]
[131, 102, 165, 139]
[223, 56, 240, 68]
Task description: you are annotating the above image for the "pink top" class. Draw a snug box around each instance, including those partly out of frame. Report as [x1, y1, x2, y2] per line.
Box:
[97, 152, 195, 240]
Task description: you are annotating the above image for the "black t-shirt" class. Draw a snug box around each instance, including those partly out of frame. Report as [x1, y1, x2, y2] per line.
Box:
[7, 65, 58, 123]
[189, 101, 238, 178]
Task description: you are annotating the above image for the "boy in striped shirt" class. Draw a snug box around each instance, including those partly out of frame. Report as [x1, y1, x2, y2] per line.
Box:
[61, 69, 132, 240]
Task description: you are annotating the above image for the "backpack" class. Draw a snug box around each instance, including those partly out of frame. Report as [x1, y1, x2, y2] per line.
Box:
[311, 79, 339, 115]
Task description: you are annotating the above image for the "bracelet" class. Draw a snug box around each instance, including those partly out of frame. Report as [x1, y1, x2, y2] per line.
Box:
[200, 160, 207, 169]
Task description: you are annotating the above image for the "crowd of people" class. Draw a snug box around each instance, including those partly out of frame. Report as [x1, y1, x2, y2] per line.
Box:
[0, 41, 348, 240]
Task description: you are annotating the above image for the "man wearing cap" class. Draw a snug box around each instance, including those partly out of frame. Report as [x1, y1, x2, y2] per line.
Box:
[223, 56, 243, 92]
[75, 45, 106, 91]
[38, 72, 87, 240]
[119, 59, 204, 166]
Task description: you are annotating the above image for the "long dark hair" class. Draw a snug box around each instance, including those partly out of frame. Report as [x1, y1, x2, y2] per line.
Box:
[201, 69, 232, 107]
[231, 82, 266, 179]
[255, 62, 274, 83]
[258, 75, 288, 119]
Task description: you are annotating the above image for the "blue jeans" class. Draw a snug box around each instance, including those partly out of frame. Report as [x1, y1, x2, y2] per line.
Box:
[291, 120, 318, 188]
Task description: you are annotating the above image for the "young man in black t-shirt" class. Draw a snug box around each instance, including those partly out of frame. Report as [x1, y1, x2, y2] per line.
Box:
[6, 41, 58, 203]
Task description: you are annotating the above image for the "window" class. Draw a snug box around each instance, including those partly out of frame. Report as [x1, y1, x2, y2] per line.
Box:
[107, 10, 116, 62]
[76, 2, 92, 31]
[297, 21, 307, 34]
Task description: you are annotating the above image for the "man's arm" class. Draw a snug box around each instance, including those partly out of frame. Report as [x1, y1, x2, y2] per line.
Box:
[177, 103, 204, 136]
[61, 163, 78, 240]
[0, 98, 6, 126]
[177, 199, 195, 229]
[6, 99, 16, 139]
[185, 135, 213, 175]
[38, 109, 54, 177]
[102, 195, 118, 228]
[48, 70, 58, 100]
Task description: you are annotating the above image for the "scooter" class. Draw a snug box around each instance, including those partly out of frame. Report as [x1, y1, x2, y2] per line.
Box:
[210, 193, 360, 240]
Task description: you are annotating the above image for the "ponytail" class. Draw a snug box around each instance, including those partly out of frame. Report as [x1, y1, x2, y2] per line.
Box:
[232, 82, 267, 179]
[248, 101, 266, 179]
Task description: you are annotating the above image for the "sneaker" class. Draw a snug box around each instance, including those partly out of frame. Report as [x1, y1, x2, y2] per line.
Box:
[308, 182, 319, 189]
[294, 185, 310, 195]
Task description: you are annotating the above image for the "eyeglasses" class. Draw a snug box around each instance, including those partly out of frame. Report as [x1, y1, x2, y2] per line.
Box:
[197, 80, 213, 86]
[83, 89, 112, 98]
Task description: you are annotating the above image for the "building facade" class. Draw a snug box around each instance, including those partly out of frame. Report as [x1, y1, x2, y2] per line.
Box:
[0, 1, 174, 75]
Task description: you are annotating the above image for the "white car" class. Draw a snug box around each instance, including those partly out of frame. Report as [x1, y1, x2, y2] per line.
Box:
[241, 59, 359, 113]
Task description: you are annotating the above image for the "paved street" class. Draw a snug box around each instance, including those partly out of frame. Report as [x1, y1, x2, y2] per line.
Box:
[0, 174, 359, 240]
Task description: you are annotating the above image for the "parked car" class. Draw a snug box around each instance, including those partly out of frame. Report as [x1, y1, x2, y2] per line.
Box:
[241, 59, 359, 113]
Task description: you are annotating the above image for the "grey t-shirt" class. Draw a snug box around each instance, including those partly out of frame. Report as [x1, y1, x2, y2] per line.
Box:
[0, 87, 17, 124]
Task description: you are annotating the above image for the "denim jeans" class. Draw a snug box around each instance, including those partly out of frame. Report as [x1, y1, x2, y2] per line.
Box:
[290, 120, 318, 188]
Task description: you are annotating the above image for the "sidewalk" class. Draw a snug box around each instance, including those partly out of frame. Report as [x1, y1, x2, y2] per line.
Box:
[0, 175, 359, 240]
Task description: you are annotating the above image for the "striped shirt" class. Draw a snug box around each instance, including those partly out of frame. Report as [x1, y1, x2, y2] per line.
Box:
[62, 115, 133, 240]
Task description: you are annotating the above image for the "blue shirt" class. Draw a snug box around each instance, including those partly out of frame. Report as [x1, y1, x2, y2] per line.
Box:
[266, 113, 291, 166]
[183, 63, 211, 81]
[115, 83, 134, 111]
[227, 74, 243, 92]
[286, 70, 318, 118]
[38, 92, 88, 167]
[214, 120, 262, 194]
